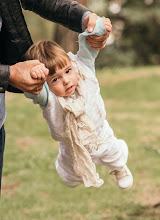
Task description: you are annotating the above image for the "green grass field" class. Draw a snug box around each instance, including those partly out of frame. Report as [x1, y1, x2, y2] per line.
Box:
[1, 66, 160, 220]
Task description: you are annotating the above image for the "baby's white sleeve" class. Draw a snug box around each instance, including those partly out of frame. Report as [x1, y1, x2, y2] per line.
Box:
[77, 18, 108, 74]
[24, 82, 49, 107]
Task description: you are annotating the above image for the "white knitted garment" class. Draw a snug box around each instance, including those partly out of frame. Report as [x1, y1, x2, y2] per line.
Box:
[58, 63, 104, 187]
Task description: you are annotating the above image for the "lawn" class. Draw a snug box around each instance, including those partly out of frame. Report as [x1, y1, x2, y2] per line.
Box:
[1, 66, 160, 220]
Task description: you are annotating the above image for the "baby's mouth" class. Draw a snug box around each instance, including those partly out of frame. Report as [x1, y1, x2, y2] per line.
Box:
[66, 85, 74, 92]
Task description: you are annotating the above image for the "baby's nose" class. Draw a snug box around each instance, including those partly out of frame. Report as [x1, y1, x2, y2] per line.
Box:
[63, 76, 70, 85]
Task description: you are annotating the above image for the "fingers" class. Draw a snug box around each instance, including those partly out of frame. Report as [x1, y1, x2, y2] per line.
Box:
[83, 14, 112, 50]
[30, 71, 38, 79]
[27, 78, 45, 95]
[86, 33, 110, 50]
[87, 13, 100, 33]
[28, 62, 49, 94]
[31, 71, 46, 80]
[10, 61, 48, 93]
[30, 63, 49, 80]
[102, 18, 112, 32]
[83, 13, 112, 34]
[87, 33, 109, 42]
[83, 13, 100, 33]
[39, 63, 49, 78]
[32, 85, 43, 95]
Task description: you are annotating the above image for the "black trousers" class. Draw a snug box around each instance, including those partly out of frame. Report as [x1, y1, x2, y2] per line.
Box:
[0, 125, 5, 193]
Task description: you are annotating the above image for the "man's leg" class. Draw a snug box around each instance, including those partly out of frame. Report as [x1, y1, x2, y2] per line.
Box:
[0, 125, 5, 193]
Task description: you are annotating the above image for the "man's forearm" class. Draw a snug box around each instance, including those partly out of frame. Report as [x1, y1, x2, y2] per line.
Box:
[0, 65, 10, 92]
[22, 0, 89, 33]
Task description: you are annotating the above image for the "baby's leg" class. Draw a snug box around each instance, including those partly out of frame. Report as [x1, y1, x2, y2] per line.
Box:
[55, 151, 83, 187]
[92, 129, 133, 189]
[93, 138, 128, 171]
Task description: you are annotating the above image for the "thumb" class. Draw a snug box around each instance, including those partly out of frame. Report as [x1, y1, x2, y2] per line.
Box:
[87, 13, 97, 33]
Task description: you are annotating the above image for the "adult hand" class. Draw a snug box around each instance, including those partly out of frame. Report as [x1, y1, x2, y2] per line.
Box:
[9, 60, 49, 94]
[83, 13, 112, 50]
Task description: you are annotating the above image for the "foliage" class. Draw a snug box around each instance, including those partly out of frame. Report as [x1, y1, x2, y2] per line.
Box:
[90, 0, 160, 67]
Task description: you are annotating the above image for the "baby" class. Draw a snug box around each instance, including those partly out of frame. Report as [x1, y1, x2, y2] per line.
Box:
[25, 18, 133, 189]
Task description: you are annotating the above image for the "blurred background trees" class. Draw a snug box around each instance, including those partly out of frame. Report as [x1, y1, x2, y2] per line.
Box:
[93, 0, 160, 67]
[54, 0, 88, 54]
[23, 0, 160, 67]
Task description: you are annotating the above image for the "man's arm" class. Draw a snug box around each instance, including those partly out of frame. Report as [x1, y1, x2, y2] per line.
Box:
[22, 0, 111, 51]
[21, 0, 88, 33]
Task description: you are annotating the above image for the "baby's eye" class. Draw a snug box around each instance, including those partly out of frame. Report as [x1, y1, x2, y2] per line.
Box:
[66, 68, 71, 74]
[53, 78, 58, 82]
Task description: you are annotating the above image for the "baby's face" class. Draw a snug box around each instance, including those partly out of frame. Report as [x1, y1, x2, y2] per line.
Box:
[47, 60, 78, 97]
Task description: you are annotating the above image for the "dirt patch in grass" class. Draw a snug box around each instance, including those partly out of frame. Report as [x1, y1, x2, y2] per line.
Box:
[16, 136, 39, 151]
[139, 188, 160, 207]
[2, 182, 20, 195]
[1, 175, 20, 195]
[129, 183, 160, 218]
[136, 179, 160, 207]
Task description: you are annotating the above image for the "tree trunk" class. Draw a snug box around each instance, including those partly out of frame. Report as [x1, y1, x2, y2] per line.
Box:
[54, 0, 88, 54]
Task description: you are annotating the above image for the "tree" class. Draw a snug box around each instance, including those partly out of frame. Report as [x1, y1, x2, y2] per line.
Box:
[54, 0, 88, 54]
[54, 0, 160, 67]
[95, 0, 160, 67]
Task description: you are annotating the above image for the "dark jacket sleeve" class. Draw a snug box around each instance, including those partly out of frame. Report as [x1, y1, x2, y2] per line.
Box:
[0, 65, 10, 92]
[21, 0, 89, 33]
[0, 65, 22, 93]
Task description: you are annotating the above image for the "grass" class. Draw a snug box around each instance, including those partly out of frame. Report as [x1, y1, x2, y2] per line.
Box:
[1, 65, 160, 220]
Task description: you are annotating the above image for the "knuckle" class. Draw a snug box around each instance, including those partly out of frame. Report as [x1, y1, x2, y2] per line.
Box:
[106, 18, 111, 22]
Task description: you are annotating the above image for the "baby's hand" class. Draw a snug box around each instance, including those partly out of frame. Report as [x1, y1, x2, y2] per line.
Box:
[102, 18, 112, 33]
[30, 63, 49, 80]
[86, 17, 112, 50]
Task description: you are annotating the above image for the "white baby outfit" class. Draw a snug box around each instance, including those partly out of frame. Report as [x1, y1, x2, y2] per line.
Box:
[25, 18, 128, 188]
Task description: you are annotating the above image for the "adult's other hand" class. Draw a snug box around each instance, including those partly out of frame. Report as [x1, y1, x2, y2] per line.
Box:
[10, 60, 49, 94]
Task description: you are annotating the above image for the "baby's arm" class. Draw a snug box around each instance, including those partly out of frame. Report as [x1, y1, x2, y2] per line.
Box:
[24, 82, 49, 107]
[24, 63, 49, 107]
[77, 17, 111, 74]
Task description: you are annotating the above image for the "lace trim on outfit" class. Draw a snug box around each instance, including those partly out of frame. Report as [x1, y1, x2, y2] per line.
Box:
[58, 62, 104, 187]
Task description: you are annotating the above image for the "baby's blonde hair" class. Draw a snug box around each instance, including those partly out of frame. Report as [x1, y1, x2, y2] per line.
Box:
[25, 41, 71, 75]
